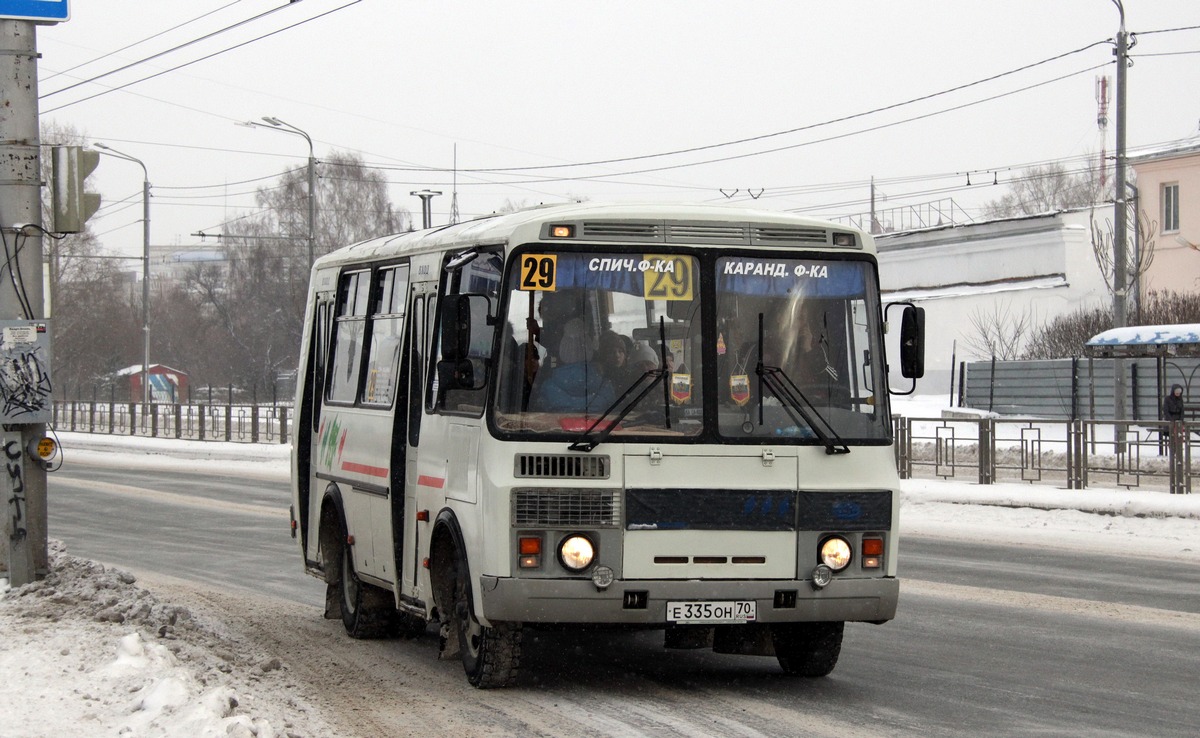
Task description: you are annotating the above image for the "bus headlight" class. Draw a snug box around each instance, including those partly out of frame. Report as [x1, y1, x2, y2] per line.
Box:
[819, 536, 852, 571]
[558, 534, 595, 571]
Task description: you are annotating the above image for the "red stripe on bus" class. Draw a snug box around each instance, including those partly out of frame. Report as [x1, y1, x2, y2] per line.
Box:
[417, 475, 445, 489]
[341, 461, 389, 478]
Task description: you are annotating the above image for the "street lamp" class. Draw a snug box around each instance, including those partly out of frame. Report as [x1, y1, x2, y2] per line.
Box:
[241, 116, 316, 267]
[93, 143, 151, 409]
[411, 189, 442, 229]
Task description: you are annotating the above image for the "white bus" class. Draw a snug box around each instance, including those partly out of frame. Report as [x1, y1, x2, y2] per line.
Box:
[290, 202, 924, 688]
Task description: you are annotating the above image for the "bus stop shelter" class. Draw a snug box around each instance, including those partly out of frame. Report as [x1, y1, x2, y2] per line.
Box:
[1084, 323, 1200, 420]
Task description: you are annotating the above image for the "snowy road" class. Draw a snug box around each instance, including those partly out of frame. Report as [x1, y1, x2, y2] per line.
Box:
[33, 436, 1200, 736]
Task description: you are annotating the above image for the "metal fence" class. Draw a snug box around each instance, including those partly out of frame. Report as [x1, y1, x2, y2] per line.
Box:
[960, 357, 1200, 421]
[52, 401, 291, 444]
[896, 415, 1195, 494]
[50, 400, 1196, 493]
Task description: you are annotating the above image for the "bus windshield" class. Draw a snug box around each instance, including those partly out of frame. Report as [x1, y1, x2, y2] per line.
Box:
[490, 249, 890, 444]
[714, 255, 888, 443]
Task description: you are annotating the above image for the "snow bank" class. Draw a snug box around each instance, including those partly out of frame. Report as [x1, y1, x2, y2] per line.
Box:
[1, 542, 318, 738]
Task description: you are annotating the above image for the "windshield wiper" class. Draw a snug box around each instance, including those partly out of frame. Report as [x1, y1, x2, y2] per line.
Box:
[569, 318, 673, 452]
[754, 314, 849, 455]
[568, 369, 667, 452]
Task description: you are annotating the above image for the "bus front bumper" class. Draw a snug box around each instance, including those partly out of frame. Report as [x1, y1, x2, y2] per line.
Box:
[477, 575, 898, 626]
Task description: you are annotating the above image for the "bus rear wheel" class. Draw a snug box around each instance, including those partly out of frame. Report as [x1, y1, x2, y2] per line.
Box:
[334, 527, 396, 639]
[772, 621, 844, 677]
[452, 553, 521, 688]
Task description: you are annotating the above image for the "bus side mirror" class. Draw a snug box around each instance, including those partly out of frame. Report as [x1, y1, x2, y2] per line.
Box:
[885, 301, 924, 396]
[437, 294, 490, 393]
[440, 294, 472, 363]
[900, 305, 925, 379]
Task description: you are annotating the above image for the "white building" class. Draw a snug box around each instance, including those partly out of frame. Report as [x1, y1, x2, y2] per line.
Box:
[876, 209, 1111, 392]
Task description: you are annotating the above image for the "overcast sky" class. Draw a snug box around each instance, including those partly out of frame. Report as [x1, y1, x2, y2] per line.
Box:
[30, 0, 1200, 259]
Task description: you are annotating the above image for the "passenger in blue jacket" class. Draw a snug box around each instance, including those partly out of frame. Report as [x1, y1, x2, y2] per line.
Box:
[529, 318, 615, 414]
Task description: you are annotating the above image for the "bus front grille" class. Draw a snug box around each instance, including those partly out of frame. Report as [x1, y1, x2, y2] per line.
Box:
[512, 489, 621, 528]
[514, 454, 610, 479]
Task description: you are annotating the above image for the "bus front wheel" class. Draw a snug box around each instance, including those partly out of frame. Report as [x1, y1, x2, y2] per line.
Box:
[772, 621, 844, 677]
[452, 552, 521, 688]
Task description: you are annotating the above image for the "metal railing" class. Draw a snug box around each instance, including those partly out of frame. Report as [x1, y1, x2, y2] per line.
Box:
[896, 415, 1196, 494]
[52, 401, 290, 444]
[49, 401, 1197, 493]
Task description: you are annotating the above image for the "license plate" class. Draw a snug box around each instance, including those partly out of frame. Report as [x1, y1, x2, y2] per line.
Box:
[666, 600, 757, 624]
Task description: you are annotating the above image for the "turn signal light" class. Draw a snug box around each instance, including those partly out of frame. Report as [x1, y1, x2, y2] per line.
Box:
[519, 536, 542, 569]
[862, 537, 883, 569]
[549, 224, 575, 238]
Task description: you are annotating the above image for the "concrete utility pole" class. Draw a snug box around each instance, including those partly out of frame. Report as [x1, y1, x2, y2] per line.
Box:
[1112, 0, 1130, 421]
[0, 19, 49, 585]
[1113, 1, 1129, 330]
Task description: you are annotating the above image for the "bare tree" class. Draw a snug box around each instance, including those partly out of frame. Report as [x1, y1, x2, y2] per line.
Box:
[185, 150, 409, 392]
[494, 198, 531, 214]
[1136, 290, 1200, 326]
[963, 302, 1032, 360]
[982, 161, 1105, 218]
[1090, 200, 1157, 319]
[1021, 305, 1111, 359]
[1019, 292, 1200, 360]
[39, 120, 142, 399]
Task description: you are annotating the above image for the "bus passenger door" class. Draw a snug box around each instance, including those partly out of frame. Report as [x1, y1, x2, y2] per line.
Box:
[300, 293, 333, 564]
[414, 252, 502, 593]
[400, 282, 436, 598]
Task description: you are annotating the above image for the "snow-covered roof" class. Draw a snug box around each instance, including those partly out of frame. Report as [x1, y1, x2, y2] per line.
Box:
[1085, 324, 1200, 357]
[114, 364, 187, 377]
[1127, 139, 1200, 165]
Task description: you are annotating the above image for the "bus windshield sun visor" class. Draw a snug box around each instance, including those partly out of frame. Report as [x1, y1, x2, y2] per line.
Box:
[444, 248, 478, 271]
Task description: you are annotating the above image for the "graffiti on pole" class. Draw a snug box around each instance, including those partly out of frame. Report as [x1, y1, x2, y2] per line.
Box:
[4, 439, 25, 543]
[0, 321, 52, 423]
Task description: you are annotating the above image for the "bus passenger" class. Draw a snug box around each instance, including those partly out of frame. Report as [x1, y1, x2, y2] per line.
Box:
[528, 319, 615, 413]
[596, 330, 630, 384]
[629, 342, 659, 377]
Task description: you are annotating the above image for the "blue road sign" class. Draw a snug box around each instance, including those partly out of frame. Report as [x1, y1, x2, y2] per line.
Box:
[0, 0, 69, 22]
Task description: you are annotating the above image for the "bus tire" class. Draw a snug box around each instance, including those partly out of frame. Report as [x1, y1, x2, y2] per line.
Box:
[772, 621, 844, 677]
[334, 524, 395, 639]
[452, 551, 521, 688]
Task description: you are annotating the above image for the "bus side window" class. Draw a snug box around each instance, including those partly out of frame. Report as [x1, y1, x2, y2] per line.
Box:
[430, 252, 501, 417]
[408, 294, 426, 448]
[312, 300, 331, 403]
[362, 265, 409, 407]
[327, 270, 371, 405]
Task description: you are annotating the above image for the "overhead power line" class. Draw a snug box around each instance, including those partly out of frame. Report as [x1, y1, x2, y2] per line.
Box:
[41, 2, 298, 99]
[342, 61, 1111, 185]
[452, 40, 1112, 174]
[41, 1, 364, 114]
[41, 0, 242, 83]
[1136, 24, 1200, 35]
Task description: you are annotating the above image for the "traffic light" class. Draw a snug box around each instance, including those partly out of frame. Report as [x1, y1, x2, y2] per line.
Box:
[50, 145, 101, 233]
